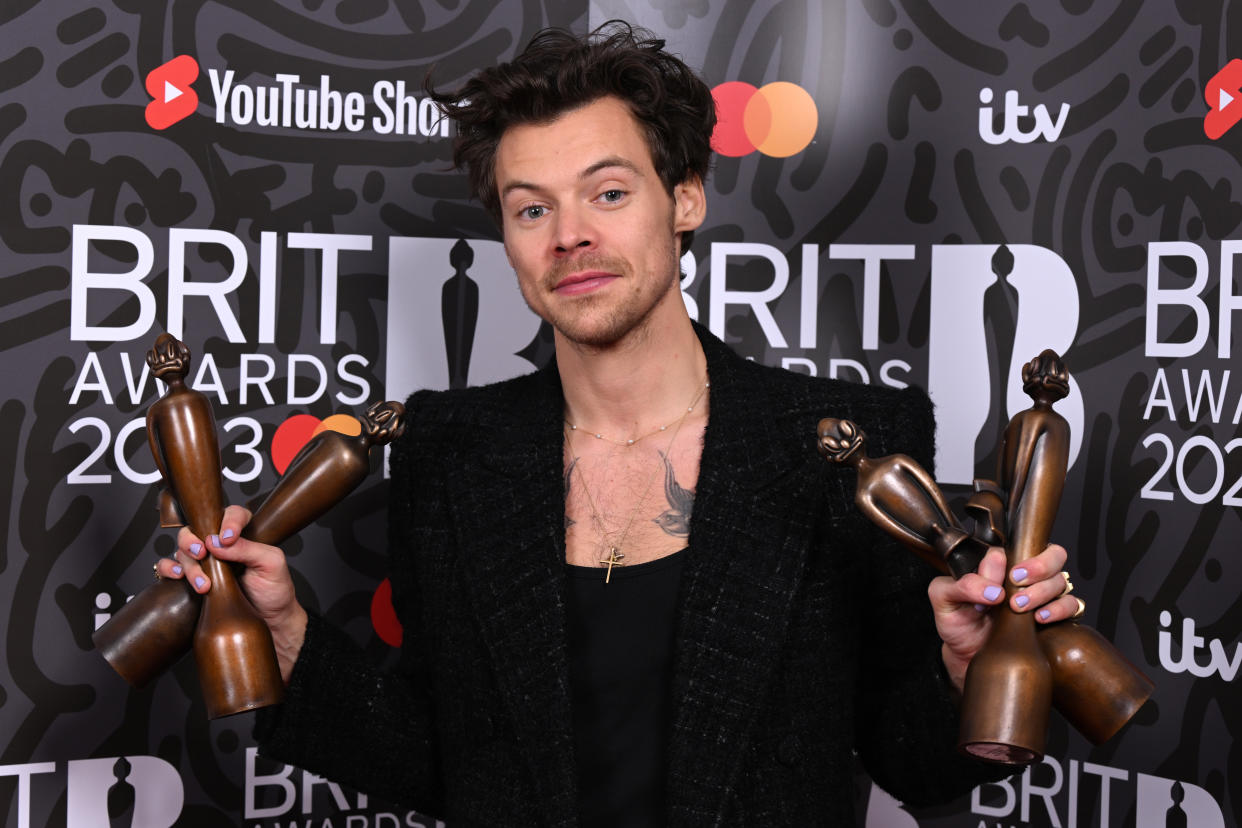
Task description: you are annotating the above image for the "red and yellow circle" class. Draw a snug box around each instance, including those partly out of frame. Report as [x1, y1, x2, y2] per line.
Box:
[270, 413, 361, 475]
[711, 81, 818, 158]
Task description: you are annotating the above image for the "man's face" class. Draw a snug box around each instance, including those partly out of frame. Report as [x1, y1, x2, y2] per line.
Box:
[494, 96, 705, 350]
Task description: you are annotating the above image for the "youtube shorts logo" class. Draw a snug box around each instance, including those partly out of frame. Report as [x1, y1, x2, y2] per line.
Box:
[144, 55, 199, 130]
[1204, 58, 1242, 139]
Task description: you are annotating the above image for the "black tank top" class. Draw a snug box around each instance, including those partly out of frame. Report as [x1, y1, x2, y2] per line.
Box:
[565, 548, 687, 828]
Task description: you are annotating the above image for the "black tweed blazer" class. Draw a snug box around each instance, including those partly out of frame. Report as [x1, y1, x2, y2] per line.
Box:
[257, 325, 997, 826]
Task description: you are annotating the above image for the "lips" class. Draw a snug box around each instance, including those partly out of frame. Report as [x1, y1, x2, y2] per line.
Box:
[554, 270, 618, 295]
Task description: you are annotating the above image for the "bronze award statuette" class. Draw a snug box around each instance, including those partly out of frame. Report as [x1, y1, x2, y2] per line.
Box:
[955, 351, 1070, 763]
[1036, 619, 1154, 745]
[243, 400, 406, 542]
[94, 400, 406, 693]
[144, 333, 284, 717]
[817, 350, 1152, 763]
[94, 343, 406, 717]
[815, 419, 989, 579]
[90, 575, 202, 689]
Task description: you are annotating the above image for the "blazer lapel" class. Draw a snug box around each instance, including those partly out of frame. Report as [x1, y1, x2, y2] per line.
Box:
[666, 329, 823, 825]
[451, 366, 580, 827]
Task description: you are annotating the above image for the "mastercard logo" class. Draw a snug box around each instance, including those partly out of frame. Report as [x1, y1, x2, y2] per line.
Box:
[270, 412, 362, 474]
[711, 81, 818, 158]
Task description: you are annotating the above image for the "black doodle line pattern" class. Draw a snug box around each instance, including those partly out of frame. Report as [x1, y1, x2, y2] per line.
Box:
[1, 0, 1239, 823]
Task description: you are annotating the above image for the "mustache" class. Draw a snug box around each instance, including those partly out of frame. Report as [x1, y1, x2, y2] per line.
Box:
[546, 253, 630, 286]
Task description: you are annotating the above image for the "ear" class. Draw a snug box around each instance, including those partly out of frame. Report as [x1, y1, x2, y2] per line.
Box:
[672, 175, 706, 236]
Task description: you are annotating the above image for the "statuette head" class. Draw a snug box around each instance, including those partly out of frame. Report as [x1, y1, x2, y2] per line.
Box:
[1021, 349, 1069, 404]
[147, 333, 191, 380]
[362, 400, 406, 444]
[817, 417, 866, 464]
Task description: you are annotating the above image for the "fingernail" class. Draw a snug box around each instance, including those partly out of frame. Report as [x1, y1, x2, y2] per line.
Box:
[194, 576, 206, 589]
[1039, 609, 1051, 621]
[1015, 594, 1030, 609]
[222, 529, 235, 540]
[983, 585, 1003, 602]
[1012, 567, 1028, 583]
[974, 603, 986, 613]
[189, 542, 202, 557]
[172, 564, 183, 576]
[209, 534, 220, 547]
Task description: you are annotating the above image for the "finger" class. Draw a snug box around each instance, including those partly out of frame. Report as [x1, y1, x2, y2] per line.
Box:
[172, 548, 211, 593]
[978, 547, 1007, 585]
[1034, 594, 1086, 624]
[1010, 571, 1073, 613]
[1009, 543, 1068, 586]
[176, 526, 207, 560]
[930, 571, 1005, 612]
[938, 548, 1007, 612]
[154, 556, 185, 580]
[215, 505, 254, 548]
[204, 534, 284, 571]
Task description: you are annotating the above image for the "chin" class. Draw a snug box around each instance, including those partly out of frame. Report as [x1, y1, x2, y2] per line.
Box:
[554, 308, 652, 350]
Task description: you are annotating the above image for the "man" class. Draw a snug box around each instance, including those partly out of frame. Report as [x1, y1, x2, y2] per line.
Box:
[160, 22, 1080, 826]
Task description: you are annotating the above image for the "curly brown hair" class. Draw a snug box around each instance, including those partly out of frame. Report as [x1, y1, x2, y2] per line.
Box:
[429, 20, 716, 250]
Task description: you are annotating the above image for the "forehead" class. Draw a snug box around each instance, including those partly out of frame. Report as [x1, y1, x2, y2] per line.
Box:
[494, 96, 656, 189]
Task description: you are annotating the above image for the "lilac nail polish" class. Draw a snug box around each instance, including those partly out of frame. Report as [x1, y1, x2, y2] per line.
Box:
[209, 534, 220, 547]
[172, 564, 183, 576]
[222, 529, 235, 540]
[1015, 594, 1030, 609]
[1012, 567, 1028, 583]
[190, 542, 202, 557]
[194, 576, 206, 589]
[974, 603, 986, 613]
[983, 585, 1003, 602]
[1039, 609, 1051, 621]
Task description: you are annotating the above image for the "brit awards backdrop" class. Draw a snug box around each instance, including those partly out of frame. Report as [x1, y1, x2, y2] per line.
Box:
[1, 0, 1237, 825]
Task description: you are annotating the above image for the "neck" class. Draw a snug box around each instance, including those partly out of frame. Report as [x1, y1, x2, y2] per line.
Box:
[557, 314, 706, 440]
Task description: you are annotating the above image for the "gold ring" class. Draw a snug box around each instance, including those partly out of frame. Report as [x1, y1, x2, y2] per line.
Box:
[1060, 571, 1075, 596]
[1072, 597, 1086, 618]
[153, 561, 162, 581]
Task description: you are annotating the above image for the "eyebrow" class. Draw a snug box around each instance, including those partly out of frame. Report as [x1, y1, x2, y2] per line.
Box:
[500, 156, 644, 201]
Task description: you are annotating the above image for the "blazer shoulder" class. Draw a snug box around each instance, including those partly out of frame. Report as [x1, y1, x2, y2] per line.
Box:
[744, 358, 930, 422]
[389, 369, 557, 472]
[400, 369, 555, 430]
[744, 361, 935, 463]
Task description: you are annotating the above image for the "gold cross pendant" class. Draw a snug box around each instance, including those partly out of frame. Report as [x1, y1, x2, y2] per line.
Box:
[600, 547, 625, 584]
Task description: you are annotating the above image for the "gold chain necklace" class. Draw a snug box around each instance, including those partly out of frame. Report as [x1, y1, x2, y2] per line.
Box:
[565, 380, 709, 446]
[564, 376, 707, 582]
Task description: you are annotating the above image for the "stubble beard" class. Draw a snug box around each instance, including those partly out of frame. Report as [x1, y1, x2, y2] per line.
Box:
[525, 246, 682, 351]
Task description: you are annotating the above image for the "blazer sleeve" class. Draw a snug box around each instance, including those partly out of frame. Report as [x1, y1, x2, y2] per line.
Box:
[253, 390, 444, 813]
[849, 385, 1007, 805]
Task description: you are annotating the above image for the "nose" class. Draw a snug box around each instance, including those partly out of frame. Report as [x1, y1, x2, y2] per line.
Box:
[552, 205, 593, 257]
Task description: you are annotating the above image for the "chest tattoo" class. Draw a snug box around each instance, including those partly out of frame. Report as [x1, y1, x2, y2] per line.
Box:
[653, 450, 694, 537]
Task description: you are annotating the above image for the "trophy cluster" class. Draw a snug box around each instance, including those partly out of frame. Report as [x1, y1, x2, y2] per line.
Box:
[814, 347, 1152, 763]
[95, 333, 409, 718]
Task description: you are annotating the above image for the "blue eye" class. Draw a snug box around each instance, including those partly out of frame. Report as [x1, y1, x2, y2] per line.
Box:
[520, 205, 546, 220]
[600, 189, 624, 203]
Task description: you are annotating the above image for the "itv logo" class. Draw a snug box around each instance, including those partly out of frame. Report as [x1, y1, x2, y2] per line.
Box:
[978, 87, 1070, 145]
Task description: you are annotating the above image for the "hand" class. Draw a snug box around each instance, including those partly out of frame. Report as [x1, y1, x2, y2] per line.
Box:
[929, 543, 1079, 691]
[155, 504, 308, 682]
